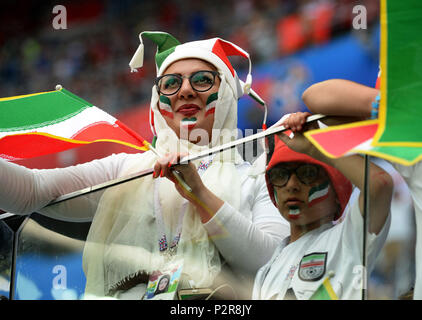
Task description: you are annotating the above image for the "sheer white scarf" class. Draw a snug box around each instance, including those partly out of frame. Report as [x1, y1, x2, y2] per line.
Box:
[82, 74, 244, 297]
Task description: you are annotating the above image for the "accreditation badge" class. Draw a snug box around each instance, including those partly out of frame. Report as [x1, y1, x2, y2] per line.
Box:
[298, 252, 327, 282]
[143, 258, 184, 300]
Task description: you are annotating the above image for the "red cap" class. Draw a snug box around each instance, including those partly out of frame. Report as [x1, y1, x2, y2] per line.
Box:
[266, 135, 353, 220]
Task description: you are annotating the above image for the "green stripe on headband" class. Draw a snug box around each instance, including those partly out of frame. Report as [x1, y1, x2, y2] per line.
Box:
[142, 32, 180, 69]
[156, 47, 177, 69]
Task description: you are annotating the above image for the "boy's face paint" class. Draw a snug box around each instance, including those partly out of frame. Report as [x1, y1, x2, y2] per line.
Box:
[307, 180, 330, 208]
[288, 205, 301, 220]
[274, 188, 279, 206]
[275, 188, 301, 220]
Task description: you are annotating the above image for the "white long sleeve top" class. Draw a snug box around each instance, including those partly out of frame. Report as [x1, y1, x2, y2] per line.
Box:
[0, 153, 289, 275]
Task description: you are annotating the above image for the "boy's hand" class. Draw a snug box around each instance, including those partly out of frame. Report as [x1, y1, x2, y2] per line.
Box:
[277, 111, 320, 157]
[277, 130, 317, 157]
[281, 112, 312, 132]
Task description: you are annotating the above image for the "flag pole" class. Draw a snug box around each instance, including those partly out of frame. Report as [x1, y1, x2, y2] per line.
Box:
[44, 114, 326, 207]
[179, 114, 325, 164]
[146, 143, 193, 193]
[361, 155, 370, 300]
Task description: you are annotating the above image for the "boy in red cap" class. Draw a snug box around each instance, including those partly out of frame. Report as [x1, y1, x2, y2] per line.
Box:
[295, 78, 422, 299]
[253, 127, 393, 300]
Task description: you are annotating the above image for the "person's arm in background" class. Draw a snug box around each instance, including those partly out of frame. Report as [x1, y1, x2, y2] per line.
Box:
[301, 79, 379, 119]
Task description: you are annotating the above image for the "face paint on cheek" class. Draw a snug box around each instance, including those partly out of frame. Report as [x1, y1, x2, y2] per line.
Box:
[308, 180, 330, 208]
[205, 92, 218, 117]
[158, 95, 174, 119]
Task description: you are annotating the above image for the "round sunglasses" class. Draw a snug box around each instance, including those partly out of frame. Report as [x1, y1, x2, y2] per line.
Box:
[155, 70, 219, 96]
[268, 164, 320, 187]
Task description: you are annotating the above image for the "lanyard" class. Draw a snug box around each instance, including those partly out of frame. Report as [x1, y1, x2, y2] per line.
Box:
[154, 179, 186, 256]
[153, 156, 213, 256]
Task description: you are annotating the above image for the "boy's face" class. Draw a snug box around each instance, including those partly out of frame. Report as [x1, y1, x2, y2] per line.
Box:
[269, 162, 339, 226]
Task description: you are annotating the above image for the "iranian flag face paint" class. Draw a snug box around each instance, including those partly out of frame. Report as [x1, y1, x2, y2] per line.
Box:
[288, 205, 301, 220]
[205, 92, 218, 117]
[181, 117, 198, 130]
[308, 181, 330, 208]
[178, 92, 217, 130]
[158, 95, 174, 119]
[275, 188, 301, 220]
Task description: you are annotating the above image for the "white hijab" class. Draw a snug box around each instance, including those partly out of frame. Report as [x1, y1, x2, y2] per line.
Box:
[82, 72, 245, 297]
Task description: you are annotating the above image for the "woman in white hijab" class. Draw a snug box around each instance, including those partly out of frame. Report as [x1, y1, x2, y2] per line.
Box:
[0, 31, 289, 299]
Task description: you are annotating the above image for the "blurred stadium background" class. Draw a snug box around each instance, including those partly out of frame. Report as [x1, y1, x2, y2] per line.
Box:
[2, 0, 415, 300]
[0, 0, 380, 168]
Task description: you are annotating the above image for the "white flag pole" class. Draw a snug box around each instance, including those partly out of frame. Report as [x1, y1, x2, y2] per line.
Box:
[46, 114, 326, 206]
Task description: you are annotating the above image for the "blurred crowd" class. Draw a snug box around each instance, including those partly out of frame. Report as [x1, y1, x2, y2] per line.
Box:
[1, 0, 418, 300]
[0, 0, 378, 114]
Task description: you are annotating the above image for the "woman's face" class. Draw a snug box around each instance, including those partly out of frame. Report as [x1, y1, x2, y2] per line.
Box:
[158, 276, 169, 290]
[157, 58, 220, 145]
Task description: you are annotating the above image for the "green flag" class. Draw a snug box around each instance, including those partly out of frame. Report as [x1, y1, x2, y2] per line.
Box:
[305, 0, 422, 165]
[373, 0, 422, 147]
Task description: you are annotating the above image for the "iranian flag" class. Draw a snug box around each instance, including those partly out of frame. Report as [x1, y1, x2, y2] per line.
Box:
[0, 87, 150, 161]
[305, 0, 422, 166]
[305, 119, 422, 165]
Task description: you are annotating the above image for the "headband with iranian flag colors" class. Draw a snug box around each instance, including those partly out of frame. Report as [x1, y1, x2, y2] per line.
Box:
[129, 31, 253, 98]
[129, 31, 268, 138]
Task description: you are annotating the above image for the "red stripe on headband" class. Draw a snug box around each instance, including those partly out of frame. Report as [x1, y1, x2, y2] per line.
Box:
[211, 39, 247, 77]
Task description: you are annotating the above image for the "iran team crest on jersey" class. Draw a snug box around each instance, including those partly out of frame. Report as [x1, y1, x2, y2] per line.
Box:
[298, 252, 327, 281]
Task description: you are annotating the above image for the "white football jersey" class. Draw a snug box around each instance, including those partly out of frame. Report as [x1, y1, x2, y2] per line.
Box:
[253, 199, 390, 300]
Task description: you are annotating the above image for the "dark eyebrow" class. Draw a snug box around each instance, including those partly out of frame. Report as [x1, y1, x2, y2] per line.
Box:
[165, 70, 216, 77]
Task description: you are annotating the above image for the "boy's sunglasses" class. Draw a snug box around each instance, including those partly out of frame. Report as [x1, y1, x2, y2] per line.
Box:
[268, 164, 320, 187]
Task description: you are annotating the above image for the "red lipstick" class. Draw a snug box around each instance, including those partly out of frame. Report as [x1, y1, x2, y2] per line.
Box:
[177, 104, 200, 117]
